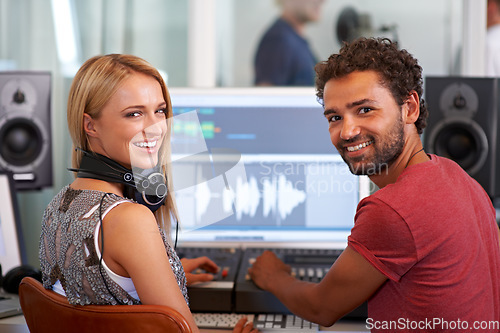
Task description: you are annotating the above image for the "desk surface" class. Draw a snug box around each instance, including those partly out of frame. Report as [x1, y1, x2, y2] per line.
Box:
[0, 314, 369, 332]
[0, 316, 29, 333]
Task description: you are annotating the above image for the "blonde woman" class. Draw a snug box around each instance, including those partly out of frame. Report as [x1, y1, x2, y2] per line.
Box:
[40, 54, 257, 333]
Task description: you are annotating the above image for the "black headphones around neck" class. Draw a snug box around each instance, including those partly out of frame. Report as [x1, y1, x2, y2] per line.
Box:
[68, 148, 167, 212]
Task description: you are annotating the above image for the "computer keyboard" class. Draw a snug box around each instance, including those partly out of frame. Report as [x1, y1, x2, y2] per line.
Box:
[193, 312, 319, 331]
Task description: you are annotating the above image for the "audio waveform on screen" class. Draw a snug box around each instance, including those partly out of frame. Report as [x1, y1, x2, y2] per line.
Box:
[201, 174, 306, 224]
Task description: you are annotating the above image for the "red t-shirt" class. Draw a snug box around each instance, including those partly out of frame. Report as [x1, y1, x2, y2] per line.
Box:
[349, 154, 500, 332]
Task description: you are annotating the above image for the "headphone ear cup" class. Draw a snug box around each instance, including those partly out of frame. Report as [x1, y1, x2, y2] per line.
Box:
[76, 149, 167, 212]
[132, 187, 166, 213]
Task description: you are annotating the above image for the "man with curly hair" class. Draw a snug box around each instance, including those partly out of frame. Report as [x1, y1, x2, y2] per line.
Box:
[249, 38, 500, 331]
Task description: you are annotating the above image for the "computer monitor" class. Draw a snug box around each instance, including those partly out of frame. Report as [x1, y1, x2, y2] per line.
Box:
[0, 172, 26, 273]
[169, 88, 370, 249]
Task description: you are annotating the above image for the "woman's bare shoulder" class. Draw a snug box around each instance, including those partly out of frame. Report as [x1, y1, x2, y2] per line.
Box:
[103, 201, 159, 233]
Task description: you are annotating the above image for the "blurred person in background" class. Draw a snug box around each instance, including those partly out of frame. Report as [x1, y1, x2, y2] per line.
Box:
[254, 0, 324, 86]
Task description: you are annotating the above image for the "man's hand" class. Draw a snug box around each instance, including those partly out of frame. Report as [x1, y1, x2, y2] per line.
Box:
[247, 250, 291, 291]
[180, 256, 219, 285]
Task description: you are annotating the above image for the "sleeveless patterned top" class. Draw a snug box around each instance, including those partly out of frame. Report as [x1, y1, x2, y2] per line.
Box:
[39, 186, 188, 306]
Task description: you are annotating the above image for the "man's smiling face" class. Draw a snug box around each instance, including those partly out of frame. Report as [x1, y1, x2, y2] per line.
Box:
[323, 70, 405, 175]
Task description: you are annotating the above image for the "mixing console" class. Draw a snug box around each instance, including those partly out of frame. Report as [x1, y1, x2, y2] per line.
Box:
[177, 246, 367, 319]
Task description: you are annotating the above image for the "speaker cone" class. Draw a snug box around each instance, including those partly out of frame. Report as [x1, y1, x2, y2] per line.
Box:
[0, 117, 43, 167]
[427, 118, 488, 175]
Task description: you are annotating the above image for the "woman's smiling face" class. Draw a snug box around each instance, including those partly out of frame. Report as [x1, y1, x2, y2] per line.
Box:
[84, 71, 168, 170]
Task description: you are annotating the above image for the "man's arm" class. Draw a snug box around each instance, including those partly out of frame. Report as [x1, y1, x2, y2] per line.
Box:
[248, 246, 387, 327]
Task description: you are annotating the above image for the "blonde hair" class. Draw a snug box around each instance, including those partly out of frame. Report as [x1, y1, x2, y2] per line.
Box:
[67, 54, 178, 235]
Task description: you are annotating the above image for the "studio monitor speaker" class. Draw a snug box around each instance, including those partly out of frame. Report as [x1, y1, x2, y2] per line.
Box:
[424, 77, 500, 199]
[0, 71, 52, 190]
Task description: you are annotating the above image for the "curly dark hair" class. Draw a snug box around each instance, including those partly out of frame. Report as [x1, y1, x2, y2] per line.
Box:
[315, 37, 428, 134]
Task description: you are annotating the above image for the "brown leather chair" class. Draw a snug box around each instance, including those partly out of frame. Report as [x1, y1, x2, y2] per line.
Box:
[18, 277, 192, 333]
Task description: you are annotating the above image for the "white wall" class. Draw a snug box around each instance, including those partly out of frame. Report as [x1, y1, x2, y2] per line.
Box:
[226, 0, 464, 87]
